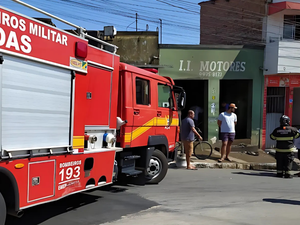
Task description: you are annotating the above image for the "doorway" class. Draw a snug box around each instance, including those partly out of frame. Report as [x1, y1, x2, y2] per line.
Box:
[293, 88, 300, 126]
[220, 80, 253, 139]
[174, 80, 208, 141]
[265, 87, 285, 148]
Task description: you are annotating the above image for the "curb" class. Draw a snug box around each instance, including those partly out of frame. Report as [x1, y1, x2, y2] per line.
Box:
[192, 162, 277, 170]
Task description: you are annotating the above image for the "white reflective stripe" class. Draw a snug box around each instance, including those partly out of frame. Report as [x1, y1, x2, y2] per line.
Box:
[87, 60, 114, 71]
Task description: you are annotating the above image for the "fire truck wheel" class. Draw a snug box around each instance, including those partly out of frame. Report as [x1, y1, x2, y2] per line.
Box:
[146, 149, 168, 184]
[0, 193, 6, 225]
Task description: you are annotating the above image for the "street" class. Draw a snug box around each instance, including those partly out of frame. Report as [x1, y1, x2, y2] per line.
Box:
[6, 168, 300, 225]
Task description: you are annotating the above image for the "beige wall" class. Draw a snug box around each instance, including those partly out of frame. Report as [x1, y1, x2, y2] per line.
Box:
[111, 31, 159, 66]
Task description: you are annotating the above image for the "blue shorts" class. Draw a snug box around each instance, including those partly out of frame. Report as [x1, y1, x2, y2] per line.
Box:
[221, 133, 235, 142]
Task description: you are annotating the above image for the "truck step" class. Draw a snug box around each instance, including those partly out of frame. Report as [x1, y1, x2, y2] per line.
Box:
[123, 155, 141, 160]
[122, 168, 143, 176]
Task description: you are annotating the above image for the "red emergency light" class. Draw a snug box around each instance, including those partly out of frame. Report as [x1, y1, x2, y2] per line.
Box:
[143, 68, 158, 74]
[75, 41, 88, 58]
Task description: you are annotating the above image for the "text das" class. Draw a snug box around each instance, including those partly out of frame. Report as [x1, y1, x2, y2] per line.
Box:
[0, 11, 68, 54]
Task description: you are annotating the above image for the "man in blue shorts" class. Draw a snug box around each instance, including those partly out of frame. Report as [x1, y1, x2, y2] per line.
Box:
[217, 103, 237, 162]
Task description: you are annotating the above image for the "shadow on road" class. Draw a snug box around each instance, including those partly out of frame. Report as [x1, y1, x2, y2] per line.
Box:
[263, 198, 300, 206]
[6, 192, 102, 225]
[232, 171, 275, 177]
[5, 185, 157, 225]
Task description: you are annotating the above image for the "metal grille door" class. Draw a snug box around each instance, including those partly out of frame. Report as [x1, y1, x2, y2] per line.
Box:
[265, 87, 285, 149]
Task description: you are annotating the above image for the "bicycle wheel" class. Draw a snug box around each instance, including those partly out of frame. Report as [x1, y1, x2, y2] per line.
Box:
[193, 141, 213, 160]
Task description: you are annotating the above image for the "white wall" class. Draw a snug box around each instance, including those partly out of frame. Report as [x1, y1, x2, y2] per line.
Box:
[278, 40, 300, 73]
[264, 10, 300, 75]
[264, 40, 279, 75]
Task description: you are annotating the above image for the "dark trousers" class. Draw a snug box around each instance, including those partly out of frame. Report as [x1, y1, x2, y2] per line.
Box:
[276, 152, 294, 174]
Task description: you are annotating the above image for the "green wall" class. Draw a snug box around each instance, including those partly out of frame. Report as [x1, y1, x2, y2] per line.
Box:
[159, 46, 264, 145]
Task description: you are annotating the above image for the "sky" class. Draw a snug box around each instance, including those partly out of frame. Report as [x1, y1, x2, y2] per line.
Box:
[1, 0, 205, 44]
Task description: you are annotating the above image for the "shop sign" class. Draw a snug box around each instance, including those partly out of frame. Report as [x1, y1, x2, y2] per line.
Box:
[179, 60, 246, 78]
[266, 75, 300, 87]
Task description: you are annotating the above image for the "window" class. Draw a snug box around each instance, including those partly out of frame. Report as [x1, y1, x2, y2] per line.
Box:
[136, 78, 150, 105]
[283, 15, 300, 40]
[158, 83, 171, 108]
[266, 87, 285, 113]
[283, 24, 295, 39]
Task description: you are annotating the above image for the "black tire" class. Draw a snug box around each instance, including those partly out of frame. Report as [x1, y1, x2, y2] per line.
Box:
[193, 141, 213, 160]
[146, 149, 168, 184]
[0, 193, 6, 225]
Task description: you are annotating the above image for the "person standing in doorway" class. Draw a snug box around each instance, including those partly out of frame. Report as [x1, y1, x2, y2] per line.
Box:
[220, 101, 229, 112]
[181, 110, 203, 170]
[217, 103, 237, 162]
[190, 105, 203, 127]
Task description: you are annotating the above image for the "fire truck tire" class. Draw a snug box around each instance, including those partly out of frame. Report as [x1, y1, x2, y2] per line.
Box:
[146, 149, 168, 184]
[0, 193, 6, 225]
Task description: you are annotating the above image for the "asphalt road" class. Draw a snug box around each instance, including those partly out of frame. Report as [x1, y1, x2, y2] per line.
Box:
[6, 168, 300, 225]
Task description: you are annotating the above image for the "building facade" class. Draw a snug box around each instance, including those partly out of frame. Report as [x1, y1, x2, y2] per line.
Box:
[199, 0, 266, 45]
[111, 31, 159, 67]
[159, 45, 264, 148]
[200, 0, 300, 149]
[263, 1, 300, 149]
[86, 30, 159, 66]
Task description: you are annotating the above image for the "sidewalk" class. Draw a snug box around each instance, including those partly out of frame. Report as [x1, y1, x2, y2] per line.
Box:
[176, 149, 278, 170]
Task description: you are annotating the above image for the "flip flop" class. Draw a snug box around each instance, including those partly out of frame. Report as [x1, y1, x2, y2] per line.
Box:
[187, 167, 198, 170]
[218, 159, 223, 163]
[225, 158, 232, 162]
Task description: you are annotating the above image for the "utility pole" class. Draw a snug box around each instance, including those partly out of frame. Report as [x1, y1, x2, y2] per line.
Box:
[159, 19, 162, 44]
[136, 13, 138, 31]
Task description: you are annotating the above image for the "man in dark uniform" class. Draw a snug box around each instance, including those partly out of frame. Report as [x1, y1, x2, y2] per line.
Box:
[270, 115, 300, 178]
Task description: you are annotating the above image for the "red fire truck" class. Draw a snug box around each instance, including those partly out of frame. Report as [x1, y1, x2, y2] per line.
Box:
[0, 1, 185, 223]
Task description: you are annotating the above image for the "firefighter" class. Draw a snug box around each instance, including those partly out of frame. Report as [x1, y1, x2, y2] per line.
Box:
[270, 115, 300, 178]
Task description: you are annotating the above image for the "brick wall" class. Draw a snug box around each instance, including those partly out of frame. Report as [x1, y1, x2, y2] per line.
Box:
[200, 0, 266, 45]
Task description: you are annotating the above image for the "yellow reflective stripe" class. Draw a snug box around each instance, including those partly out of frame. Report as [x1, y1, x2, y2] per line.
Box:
[295, 133, 300, 139]
[275, 148, 293, 152]
[124, 116, 179, 142]
[73, 136, 84, 148]
[270, 134, 276, 140]
[273, 136, 294, 141]
[171, 118, 179, 126]
[124, 133, 131, 143]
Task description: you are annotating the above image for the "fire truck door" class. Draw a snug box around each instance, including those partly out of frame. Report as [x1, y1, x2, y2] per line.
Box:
[155, 83, 176, 145]
[132, 74, 155, 144]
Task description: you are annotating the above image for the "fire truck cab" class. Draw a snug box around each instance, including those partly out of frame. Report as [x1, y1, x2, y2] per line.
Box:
[116, 63, 185, 183]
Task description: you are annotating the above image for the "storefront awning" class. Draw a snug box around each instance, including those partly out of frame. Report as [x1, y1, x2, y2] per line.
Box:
[269, 1, 300, 15]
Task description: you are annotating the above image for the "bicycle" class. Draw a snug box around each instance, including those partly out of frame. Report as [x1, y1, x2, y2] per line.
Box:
[193, 127, 213, 160]
[175, 127, 213, 160]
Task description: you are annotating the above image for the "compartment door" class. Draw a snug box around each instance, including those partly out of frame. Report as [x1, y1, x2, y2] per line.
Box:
[28, 160, 55, 202]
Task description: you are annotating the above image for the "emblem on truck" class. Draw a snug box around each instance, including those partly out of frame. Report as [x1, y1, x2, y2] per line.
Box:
[70, 57, 87, 71]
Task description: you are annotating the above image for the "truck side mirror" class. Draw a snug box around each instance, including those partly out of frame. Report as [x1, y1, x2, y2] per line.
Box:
[177, 91, 186, 111]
